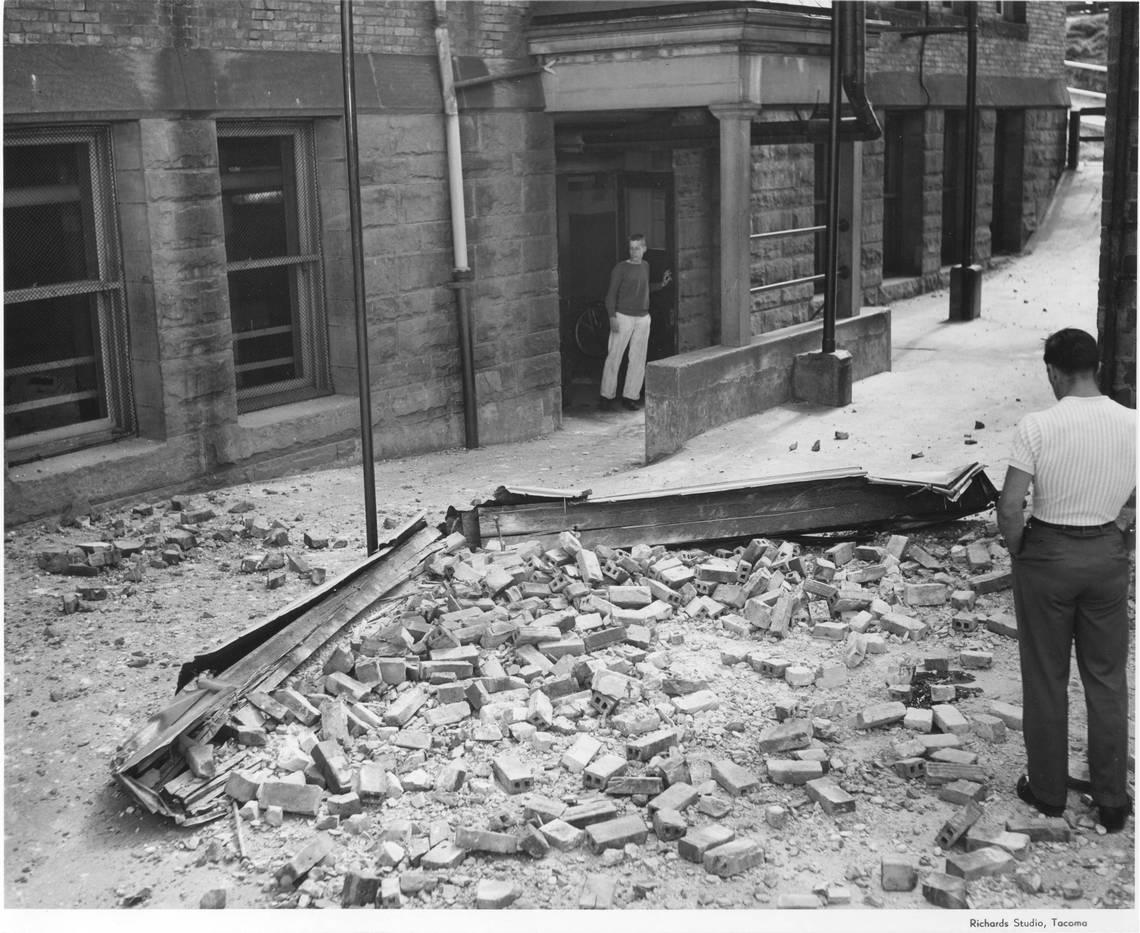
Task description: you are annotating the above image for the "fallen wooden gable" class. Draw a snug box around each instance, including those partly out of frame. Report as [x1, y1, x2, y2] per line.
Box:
[462, 464, 997, 550]
[112, 516, 446, 824]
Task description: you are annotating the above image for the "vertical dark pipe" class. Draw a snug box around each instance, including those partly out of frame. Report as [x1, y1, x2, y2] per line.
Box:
[1068, 108, 1082, 171]
[960, 2, 979, 269]
[454, 270, 478, 447]
[822, 3, 843, 354]
[341, 0, 379, 555]
[1100, 3, 1137, 400]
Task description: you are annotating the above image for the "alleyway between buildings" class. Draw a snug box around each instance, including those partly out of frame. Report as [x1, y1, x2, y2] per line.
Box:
[3, 160, 1133, 933]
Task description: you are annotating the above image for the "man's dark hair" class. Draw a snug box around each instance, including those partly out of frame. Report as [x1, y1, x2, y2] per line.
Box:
[1043, 328, 1099, 374]
[629, 233, 645, 242]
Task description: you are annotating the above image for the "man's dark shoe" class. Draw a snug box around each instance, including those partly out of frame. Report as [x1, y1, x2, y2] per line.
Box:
[1016, 775, 1065, 818]
[621, 397, 642, 411]
[1098, 800, 1133, 833]
[598, 396, 616, 412]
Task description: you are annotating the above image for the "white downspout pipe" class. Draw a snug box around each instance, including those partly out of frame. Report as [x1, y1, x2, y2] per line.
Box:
[434, 0, 477, 446]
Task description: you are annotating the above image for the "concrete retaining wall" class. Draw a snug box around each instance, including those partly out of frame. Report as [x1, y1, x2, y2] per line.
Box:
[644, 307, 892, 461]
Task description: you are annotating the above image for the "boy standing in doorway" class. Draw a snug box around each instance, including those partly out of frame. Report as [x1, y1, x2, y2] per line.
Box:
[599, 233, 671, 411]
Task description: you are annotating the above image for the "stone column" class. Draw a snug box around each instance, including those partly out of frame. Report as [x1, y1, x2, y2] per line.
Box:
[710, 103, 760, 347]
[137, 118, 236, 452]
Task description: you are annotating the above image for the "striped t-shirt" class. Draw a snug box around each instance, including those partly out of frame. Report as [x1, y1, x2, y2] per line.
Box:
[1008, 395, 1136, 525]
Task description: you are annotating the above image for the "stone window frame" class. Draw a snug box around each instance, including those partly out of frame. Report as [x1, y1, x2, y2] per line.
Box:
[3, 124, 135, 464]
[216, 120, 331, 414]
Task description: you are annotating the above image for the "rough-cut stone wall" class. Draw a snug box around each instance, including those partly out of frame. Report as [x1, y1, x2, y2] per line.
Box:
[3, 0, 559, 520]
[920, 109, 950, 283]
[749, 135, 817, 334]
[3, 0, 529, 57]
[861, 2, 1067, 303]
[465, 110, 561, 444]
[1023, 109, 1068, 245]
[137, 118, 236, 443]
[861, 123, 885, 305]
[866, 2, 1065, 81]
[673, 147, 716, 351]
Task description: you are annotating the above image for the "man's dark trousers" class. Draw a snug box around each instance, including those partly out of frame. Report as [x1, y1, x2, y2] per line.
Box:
[1012, 522, 1131, 809]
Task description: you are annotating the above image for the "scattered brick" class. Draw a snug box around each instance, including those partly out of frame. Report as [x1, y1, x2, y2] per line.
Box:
[988, 700, 1023, 731]
[475, 879, 521, 909]
[678, 823, 736, 862]
[1004, 817, 1072, 843]
[944, 846, 1016, 880]
[922, 871, 968, 909]
[880, 854, 918, 891]
[703, 837, 764, 876]
[857, 702, 906, 729]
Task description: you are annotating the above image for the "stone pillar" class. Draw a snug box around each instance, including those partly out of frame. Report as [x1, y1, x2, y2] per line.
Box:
[138, 119, 236, 452]
[836, 141, 863, 319]
[710, 103, 760, 347]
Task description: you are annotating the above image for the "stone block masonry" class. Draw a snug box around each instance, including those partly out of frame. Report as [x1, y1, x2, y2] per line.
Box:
[3, 0, 562, 523]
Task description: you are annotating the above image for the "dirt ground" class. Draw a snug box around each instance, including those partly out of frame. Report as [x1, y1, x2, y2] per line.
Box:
[2, 472, 1135, 933]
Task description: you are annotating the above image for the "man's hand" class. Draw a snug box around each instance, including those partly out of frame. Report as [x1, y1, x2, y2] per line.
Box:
[997, 466, 1033, 556]
[661, 269, 672, 286]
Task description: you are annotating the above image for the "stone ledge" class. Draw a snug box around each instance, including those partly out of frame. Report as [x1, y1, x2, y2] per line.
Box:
[643, 308, 891, 462]
[227, 395, 360, 462]
[4, 395, 363, 526]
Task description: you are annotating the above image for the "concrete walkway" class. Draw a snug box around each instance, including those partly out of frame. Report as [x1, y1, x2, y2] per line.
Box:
[354, 160, 1105, 520]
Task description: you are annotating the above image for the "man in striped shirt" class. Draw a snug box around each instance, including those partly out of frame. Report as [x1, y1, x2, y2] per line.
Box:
[997, 328, 1136, 833]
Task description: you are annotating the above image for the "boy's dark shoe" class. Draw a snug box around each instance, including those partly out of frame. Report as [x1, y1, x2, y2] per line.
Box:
[598, 396, 616, 412]
[1016, 775, 1065, 818]
[621, 397, 642, 411]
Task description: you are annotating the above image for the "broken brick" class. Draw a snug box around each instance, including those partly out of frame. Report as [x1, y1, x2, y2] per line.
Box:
[922, 872, 968, 909]
[703, 837, 764, 876]
[678, 823, 735, 862]
[880, 854, 918, 891]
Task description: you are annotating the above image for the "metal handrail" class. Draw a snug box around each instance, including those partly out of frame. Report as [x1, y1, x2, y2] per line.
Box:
[749, 225, 826, 241]
[749, 273, 825, 295]
[1064, 59, 1108, 74]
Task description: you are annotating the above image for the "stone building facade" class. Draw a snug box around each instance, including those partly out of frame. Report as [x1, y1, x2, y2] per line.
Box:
[4, 1, 1071, 522]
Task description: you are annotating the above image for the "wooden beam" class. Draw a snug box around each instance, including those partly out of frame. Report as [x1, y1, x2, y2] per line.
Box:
[470, 466, 997, 550]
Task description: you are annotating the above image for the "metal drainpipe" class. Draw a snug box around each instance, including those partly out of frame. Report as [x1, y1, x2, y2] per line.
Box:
[822, 3, 843, 355]
[840, 3, 882, 142]
[434, 0, 478, 448]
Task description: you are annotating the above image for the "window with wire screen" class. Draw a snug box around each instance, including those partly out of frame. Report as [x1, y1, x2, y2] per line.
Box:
[4, 126, 134, 461]
[217, 123, 330, 412]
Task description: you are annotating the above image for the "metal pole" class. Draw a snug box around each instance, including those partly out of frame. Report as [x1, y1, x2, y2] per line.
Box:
[341, 0, 379, 555]
[822, 2, 843, 354]
[960, 2, 979, 269]
[1067, 108, 1082, 171]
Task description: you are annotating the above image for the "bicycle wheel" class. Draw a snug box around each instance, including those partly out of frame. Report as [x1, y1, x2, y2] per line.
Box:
[575, 305, 610, 359]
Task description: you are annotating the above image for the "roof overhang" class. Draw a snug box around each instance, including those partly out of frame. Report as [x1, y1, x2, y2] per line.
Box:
[525, 1, 837, 113]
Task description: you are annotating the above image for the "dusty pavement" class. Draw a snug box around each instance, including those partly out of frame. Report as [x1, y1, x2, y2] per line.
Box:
[2, 158, 1135, 933]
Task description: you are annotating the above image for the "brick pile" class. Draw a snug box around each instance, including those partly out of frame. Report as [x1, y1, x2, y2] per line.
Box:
[103, 512, 1090, 911]
[39, 495, 341, 613]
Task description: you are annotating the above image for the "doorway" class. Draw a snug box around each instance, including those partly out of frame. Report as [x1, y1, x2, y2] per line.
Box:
[942, 110, 966, 266]
[555, 166, 675, 410]
[882, 111, 924, 278]
[991, 109, 1026, 255]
